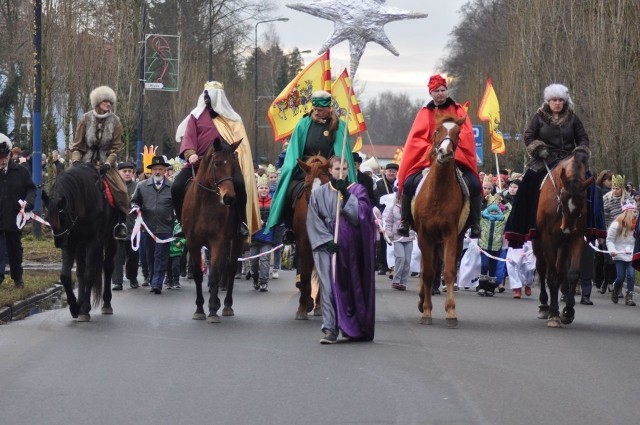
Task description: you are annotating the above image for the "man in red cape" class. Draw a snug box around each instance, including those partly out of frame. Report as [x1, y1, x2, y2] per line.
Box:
[396, 74, 480, 237]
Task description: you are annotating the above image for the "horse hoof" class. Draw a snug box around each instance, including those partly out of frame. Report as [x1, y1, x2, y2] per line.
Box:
[192, 312, 206, 320]
[222, 307, 234, 317]
[101, 306, 113, 315]
[418, 302, 424, 314]
[546, 317, 562, 328]
[207, 314, 221, 323]
[69, 306, 79, 319]
[446, 318, 458, 328]
[537, 310, 549, 320]
[420, 317, 432, 325]
[77, 314, 91, 322]
[313, 307, 322, 316]
[295, 311, 309, 320]
[560, 310, 575, 325]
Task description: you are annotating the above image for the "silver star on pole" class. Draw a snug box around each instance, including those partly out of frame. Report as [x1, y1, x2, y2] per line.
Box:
[287, 0, 427, 78]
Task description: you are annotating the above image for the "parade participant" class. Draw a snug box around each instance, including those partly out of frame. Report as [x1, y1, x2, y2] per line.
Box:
[606, 199, 638, 306]
[131, 156, 174, 294]
[396, 74, 480, 237]
[504, 83, 590, 247]
[173, 81, 259, 238]
[251, 176, 274, 292]
[374, 163, 399, 275]
[265, 90, 357, 235]
[0, 134, 36, 288]
[353, 152, 377, 206]
[70, 85, 130, 240]
[112, 162, 139, 290]
[383, 190, 415, 291]
[307, 156, 376, 344]
[165, 220, 186, 290]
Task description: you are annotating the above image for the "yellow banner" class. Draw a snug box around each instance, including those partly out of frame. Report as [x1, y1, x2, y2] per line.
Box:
[267, 50, 331, 141]
[332, 68, 367, 136]
[477, 78, 505, 155]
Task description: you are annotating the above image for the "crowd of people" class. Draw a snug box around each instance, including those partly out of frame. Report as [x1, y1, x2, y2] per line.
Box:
[2, 76, 640, 344]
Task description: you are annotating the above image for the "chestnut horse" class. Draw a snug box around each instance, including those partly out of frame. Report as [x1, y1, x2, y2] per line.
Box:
[533, 151, 594, 328]
[182, 137, 244, 323]
[413, 114, 469, 328]
[45, 163, 117, 321]
[292, 155, 331, 320]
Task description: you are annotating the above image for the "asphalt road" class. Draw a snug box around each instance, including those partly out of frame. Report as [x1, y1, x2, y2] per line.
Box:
[1, 270, 639, 425]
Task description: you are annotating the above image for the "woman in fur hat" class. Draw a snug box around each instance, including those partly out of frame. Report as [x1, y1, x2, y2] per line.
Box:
[70, 85, 130, 240]
[504, 83, 601, 247]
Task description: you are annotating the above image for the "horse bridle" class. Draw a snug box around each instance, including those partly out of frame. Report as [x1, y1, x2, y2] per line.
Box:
[192, 156, 234, 196]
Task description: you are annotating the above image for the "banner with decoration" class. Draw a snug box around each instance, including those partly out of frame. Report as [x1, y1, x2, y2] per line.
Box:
[331, 68, 367, 136]
[477, 78, 505, 155]
[267, 50, 331, 141]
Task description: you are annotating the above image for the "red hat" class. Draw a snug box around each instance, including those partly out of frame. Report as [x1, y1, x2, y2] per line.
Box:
[428, 74, 447, 93]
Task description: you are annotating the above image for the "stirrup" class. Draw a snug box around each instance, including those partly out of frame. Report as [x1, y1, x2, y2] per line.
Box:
[113, 223, 128, 240]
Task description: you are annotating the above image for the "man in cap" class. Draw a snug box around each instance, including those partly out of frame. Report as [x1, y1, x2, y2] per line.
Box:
[265, 90, 357, 235]
[111, 161, 140, 290]
[130, 156, 174, 294]
[374, 163, 399, 275]
[353, 152, 377, 206]
[70, 85, 130, 240]
[0, 133, 36, 288]
[173, 81, 259, 239]
[397, 74, 480, 237]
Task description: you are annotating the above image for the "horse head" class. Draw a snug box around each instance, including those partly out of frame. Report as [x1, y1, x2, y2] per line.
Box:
[432, 113, 466, 164]
[202, 137, 241, 206]
[557, 150, 594, 234]
[297, 154, 331, 194]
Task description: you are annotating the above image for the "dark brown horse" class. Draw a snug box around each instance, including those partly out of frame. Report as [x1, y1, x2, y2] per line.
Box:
[533, 151, 594, 328]
[413, 114, 469, 328]
[292, 154, 331, 320]
[182, 137, 244, 323]
[44, 163, 117, 321]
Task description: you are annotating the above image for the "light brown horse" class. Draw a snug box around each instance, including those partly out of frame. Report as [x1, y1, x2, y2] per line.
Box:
[292, 155, 331, 320]
[413, 114, 469, 328]
[533, 150, 594, 328]
[182, 137, 244, 323]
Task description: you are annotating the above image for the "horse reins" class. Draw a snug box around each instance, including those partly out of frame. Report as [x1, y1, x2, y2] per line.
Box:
[191, 158, 234, 196]
[543, 159, 562, 210]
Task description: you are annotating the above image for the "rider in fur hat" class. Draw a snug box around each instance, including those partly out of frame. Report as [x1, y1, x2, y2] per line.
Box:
[70, 85, 130, 240]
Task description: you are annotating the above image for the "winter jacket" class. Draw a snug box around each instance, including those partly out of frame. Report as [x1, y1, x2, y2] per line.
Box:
[479, 202, 511, 252]
[606, 221, 635, 262]
[603, 192, 631, 228]
[130, 178, 174, 234]
[382, 201, 415, 242]
[0, 161, 36, 232]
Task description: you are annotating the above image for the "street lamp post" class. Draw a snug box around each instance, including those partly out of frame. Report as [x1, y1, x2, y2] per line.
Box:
[254, 17, 289, 163]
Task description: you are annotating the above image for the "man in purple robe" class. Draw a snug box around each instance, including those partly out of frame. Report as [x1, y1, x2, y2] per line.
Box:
[307, 155, 377, 344]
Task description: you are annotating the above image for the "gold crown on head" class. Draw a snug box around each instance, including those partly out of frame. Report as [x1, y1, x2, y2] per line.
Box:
[265, 164, 277, 174]
[257, 174, 269, 187]
[611, 174, 626, 188]
[204, 81, 224, 90]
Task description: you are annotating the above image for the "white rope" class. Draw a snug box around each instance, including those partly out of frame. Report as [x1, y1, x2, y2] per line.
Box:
[16, 199, 50, 229]
[130, 208, 175, 251]
[238, 244, 283, 262]
[583, 236, 631, 254]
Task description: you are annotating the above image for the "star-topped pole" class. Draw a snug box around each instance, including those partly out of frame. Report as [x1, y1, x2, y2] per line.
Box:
[287, 0, 427, 78]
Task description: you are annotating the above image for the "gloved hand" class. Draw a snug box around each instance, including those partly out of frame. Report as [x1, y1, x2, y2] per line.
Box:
[537, 147, 549, 159]
[99, 163, 111, 175]
[332, 179, 350, 201]
[24, 202, 33, 213]
[326, 240, 339, 254]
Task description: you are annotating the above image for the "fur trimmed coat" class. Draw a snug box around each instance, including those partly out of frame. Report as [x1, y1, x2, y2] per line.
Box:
[71, 110, 124, 166]
[523, 103, 589, 172]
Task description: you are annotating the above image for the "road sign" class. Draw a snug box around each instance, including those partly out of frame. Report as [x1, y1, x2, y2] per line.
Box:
[144, 34, 180, 92]
[473, 125, 483, 166]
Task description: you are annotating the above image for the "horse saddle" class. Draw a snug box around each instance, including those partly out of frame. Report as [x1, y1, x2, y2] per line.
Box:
[412, 167, 471, 234]
[286, 179, 305, 209]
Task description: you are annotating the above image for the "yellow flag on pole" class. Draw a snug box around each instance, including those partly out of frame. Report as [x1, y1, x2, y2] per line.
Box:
[267, 50, 331, 141]
[477, 78, 506, 154]
[332, 68, 367, 136]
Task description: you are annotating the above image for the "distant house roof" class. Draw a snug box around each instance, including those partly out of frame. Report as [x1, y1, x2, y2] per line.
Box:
[358, 144, 403, 162]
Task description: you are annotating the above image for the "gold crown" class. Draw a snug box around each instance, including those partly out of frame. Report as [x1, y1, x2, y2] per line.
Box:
[204, 81, 224, 90]
[265, 164, 277, 174]
[611, 174, 626, 188]
[257, 174, 269, 187]
[142, 145, 157, 173]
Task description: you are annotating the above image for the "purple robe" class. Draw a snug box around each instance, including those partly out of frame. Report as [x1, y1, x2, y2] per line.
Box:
[180, 114, 221, 168]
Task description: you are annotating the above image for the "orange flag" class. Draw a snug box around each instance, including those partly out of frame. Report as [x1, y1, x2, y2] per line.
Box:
[332, 68, 367, 136]
[477, 78, 506, 154]
[267, 50, 331, 141]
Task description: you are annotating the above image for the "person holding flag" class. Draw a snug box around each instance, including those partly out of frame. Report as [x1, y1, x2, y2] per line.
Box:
[306, 155, 376, 344]
[397, 74, 480, 237]
[503, 83, 592, 247]
[265, 91, 357, 236]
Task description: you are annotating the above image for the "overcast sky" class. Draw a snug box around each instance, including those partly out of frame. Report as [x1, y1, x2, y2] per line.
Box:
[266, 0, 468, 104]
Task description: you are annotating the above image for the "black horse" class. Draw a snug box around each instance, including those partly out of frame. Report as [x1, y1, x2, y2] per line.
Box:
[45, 163, 118, 321]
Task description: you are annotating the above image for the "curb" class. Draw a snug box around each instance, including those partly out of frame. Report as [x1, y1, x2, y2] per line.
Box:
[0, 284, 64, 323]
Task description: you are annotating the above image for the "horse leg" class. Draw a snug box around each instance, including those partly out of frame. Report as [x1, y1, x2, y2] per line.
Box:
[533, 242, 549, 320]
[207, 247, 222, 323]
[102, 239, 116, 315]
[443, 236, 458, 328]
[419, 244, 435, 324]
[75, 247, 94, 322]
[295, 240, 314, 320]
[60, 248, 78, 319]
[191, 249, 206, 320]
[222, 238, 241, 317]
[546, 267, 562, 328]
[560, 243, 581, 325]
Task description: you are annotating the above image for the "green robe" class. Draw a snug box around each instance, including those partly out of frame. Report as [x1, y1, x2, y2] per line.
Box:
[265, 115, 356, 231]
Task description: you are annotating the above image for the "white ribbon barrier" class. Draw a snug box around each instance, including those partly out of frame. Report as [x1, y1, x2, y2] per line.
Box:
[584, 236, 631, 255]
[130, 207, 175, 251]
[16, 199, 50, 229]
[238, 244, 283, 262]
